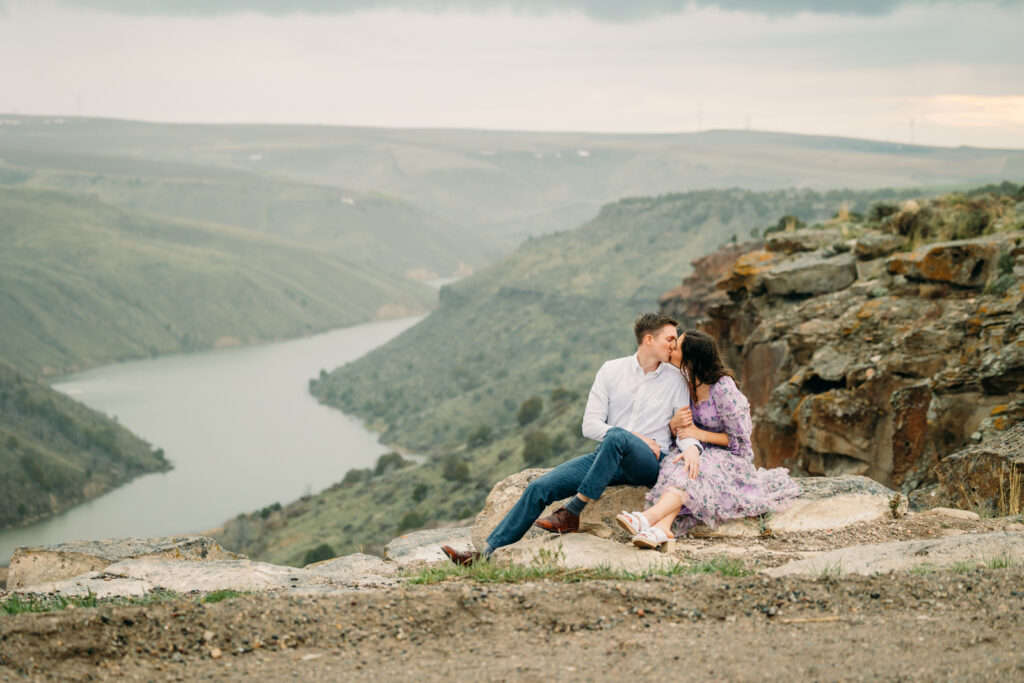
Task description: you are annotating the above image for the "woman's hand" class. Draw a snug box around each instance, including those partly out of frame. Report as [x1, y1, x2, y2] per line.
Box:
[669, 406, 693, 433]
[675, 423, 701, 441]
[671, 444, 701, 479]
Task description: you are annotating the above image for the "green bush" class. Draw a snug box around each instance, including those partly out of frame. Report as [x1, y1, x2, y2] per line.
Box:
[341, 468, 370, 486]
[467, 424, 493, 447]
[517, 396, 543, 426]
[550, 386, 576, 404]
[374, 451, 409, 476]
[399, 510, 425, 531]
[301, 542, 336, 566]
[523, 430, 552, 465]
[442, 456, 471, 483]
[412, 482, 430, 502]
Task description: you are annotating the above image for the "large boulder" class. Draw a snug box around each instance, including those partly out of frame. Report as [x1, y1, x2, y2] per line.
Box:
[690, 475, 907, 538]
[470, 468, 646, 552]
[764, 531, 1024, 576]
[854, 232, 906, 260]
[383, 527, 473, 569]
[935, 421, 1024, 514]
[7, 536, 240, 589]
[762, 252, 857, 297]
[304, 552, 397, 577]
[886, 237, 1000, 287]
[491, 533, 678, 573]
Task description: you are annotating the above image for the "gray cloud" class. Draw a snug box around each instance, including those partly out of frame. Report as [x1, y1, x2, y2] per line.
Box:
[11, 0, 1022, 21]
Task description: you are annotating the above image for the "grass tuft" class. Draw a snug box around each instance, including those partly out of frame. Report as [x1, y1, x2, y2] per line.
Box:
[201, 589, 246, 604]
[1, 588, 184, 615]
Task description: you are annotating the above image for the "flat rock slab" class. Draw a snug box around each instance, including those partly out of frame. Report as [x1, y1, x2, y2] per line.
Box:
[690, 475, 907, 538]
[762, 252, 857, 296]
[764, 531, 1024, 577]
[15, 571, 155, 598]
[383, 527, 473, 568]
[7, 536, 240, 589]
[304, 553, 398, 577]
[492, 533, 679, 573]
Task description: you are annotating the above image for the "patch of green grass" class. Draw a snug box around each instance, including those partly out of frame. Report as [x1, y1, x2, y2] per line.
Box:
[402, 554, 751, 585]
[818, 562, 844, 577]
[951, 561, 976, 573]
[984, 554, 1019, 570]
[1, 588, 183, 615]
[909, 563, 936, 575]
[201, 589, 246, 604]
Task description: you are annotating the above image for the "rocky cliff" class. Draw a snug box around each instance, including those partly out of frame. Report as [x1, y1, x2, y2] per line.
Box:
[660, 188, 1024, 505]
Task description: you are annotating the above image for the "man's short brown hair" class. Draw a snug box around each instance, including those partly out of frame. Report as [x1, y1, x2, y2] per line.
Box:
[634, 313, 679, 346]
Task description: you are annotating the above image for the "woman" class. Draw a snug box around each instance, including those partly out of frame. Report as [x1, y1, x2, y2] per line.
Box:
[617, 330, 799, 548]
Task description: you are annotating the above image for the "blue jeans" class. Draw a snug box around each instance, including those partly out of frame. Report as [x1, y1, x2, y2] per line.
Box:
[485, 427, 660, 551]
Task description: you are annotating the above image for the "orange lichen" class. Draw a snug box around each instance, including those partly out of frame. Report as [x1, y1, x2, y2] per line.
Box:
[991, 405, 1007, 415]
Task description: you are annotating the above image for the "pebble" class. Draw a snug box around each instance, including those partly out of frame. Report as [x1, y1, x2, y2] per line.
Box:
[203, 631, 215, 642]
[209, 648, 222, 660]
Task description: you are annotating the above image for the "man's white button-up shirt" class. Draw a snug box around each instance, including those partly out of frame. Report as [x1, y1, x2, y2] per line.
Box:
[581, 353, 699, 453]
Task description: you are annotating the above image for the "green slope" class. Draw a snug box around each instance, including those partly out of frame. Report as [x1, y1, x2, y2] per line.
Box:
[0, 187, 435, 375]
[4, 115, 1023, 254]
[212, 185, 929, 564]
[0, 362, 170, 530]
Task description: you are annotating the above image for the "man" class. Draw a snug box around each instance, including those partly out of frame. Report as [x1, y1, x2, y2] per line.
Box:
[442, 313, 701, 565]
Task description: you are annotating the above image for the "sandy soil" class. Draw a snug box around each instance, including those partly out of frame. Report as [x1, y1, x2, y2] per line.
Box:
[2, 513, 1022, 681]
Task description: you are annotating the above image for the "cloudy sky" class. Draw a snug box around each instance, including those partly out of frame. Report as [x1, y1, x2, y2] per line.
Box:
[1, 0, 1022, 148]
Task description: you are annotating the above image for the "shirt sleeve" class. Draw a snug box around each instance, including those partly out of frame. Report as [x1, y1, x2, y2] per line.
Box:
[710, 376, 753, 460]
[581, 362, 612, 442]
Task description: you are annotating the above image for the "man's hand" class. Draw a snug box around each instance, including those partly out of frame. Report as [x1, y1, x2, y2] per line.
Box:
[633, 432, 661, 459]
[669, 406, 693, 433]
[671, 444, 701, 479]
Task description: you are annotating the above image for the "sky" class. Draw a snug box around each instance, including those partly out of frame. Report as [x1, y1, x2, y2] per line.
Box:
[0, 0, 1022, 148]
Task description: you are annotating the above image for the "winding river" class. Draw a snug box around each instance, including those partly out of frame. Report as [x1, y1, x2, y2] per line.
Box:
[0, 315, 423, 564]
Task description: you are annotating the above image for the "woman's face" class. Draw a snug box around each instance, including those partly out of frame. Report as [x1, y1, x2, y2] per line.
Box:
[670, 334, 685, 368]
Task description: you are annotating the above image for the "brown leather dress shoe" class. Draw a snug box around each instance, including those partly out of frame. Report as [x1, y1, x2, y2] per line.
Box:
[533, 507, 580, 534]
[441, 545, 481, 566]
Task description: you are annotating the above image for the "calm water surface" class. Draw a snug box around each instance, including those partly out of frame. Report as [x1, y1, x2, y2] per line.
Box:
[0, 316, 421, 564]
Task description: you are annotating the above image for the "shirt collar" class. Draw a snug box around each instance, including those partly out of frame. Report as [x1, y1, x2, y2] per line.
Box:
[631, 353, 664, 376]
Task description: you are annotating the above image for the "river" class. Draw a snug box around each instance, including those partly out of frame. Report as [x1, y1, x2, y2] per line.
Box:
[0, 315, 423, 564]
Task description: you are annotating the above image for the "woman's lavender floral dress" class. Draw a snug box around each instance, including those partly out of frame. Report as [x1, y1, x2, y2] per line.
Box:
[645, 376, 799, 537]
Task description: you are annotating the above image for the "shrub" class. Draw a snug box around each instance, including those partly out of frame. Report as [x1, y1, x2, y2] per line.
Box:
[517, 396, 543, 426]
[374, 452, 409, 476]
[442, 456, 471, 483]
[399, 510, 425, 531]
[467, 424, 493, 447]
[302, 542, 336, 566]
[550, 386, 576, 404]
[341, 468, 370, 486]
[523, 430, 552, 465]
[869, 202, 899, 222]
[412, 482, 430, 502]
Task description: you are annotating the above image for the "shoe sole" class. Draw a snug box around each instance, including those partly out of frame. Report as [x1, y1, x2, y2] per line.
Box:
[633, 538, 661, 549]
[615, 513, 641, 535]
[533, 524, 580, 534]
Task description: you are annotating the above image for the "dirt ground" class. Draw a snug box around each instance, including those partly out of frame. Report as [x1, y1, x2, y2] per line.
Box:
[2, 514, 1023, 681]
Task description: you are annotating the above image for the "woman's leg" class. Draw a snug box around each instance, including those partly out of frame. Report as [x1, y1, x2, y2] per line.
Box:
[642, 488, 687, 535]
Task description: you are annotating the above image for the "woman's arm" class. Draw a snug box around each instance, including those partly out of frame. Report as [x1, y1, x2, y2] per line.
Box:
[709, 377, 754, 458]
[675, 423, 729, 447]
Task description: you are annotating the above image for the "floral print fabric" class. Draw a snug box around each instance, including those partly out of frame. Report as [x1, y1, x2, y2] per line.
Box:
[645, 376, 799, 537]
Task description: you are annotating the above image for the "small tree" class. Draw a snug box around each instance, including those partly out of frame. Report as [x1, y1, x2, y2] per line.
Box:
[517, 396, 543, 426]
[467, 424, 493, 447]
[374, 452, 409, 476]
[522, 430, 552, 465]
[442, 456, 471, 483]
[302, 542, 335, 566]
[412, 482, 430, 502]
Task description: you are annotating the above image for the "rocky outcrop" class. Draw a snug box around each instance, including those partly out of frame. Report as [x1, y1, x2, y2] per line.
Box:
[765, 531, 1024, 577]
[662, 214, 1024, 494]
[473, 470, 905, 549]
[7, 536, 239, 589]
[935, 421, 1024, 514]
[383, 527, 473, 569]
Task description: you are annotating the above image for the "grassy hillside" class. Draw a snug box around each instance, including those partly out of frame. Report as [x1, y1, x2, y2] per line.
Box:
[212, 186, 929, 564]
[0, 155, 483, 278]
[0, 362, 169, 530]
[0, 187, 435, 375]
[4, 115, 1023, 251]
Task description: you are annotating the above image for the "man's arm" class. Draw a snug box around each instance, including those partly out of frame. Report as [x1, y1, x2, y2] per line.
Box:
[581, 362, 612, 442]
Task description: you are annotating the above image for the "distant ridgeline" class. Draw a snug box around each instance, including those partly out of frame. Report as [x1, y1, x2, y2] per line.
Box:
[214, 185, 939, 565]
[0, 362, 170, 530]
[0, 187, 436, 376]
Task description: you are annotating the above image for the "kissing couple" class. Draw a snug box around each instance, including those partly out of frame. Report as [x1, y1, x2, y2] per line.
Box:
[443, 313, 798, 564]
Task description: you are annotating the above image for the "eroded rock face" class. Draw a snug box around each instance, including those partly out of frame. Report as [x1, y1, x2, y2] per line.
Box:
[764, 531, 1024, 577]
[669, 227, 1024, 492]
[7, 536, 240, 589]
[935, 421, 1024, 514]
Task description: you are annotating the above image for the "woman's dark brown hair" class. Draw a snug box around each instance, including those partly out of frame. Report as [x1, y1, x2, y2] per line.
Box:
[679, 330, 736, 403]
